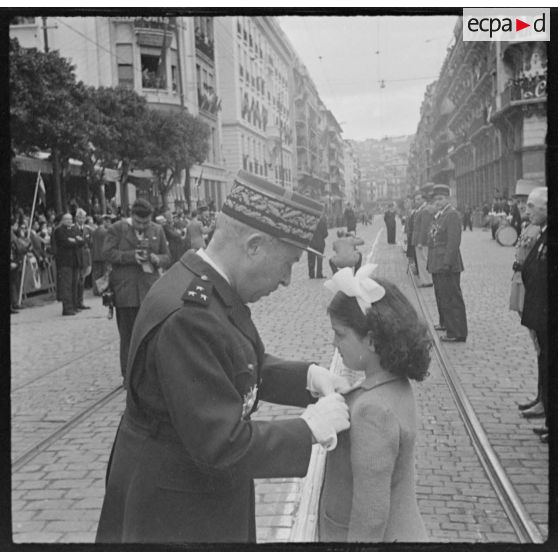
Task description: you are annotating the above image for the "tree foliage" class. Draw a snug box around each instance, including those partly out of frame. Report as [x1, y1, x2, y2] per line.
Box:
[9, 37, 88, 162]
[142, 109, 210, 208]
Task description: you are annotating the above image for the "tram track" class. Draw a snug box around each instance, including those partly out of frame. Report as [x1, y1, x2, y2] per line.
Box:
[12, 384, 124, 472]
[11, 339, 119, 393]
[408, 262, 543, 544]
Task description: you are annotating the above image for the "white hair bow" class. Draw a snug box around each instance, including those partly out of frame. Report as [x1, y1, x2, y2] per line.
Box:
[324, 263, 385, 314]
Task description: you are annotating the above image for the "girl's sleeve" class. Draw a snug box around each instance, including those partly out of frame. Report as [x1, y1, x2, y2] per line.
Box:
[348, 403, 400, 542]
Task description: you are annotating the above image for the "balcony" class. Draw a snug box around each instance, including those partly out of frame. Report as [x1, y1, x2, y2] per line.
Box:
[500, 74, 547, 112]
[195, 30, 214, 61]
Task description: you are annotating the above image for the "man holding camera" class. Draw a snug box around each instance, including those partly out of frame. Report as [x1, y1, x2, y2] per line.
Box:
[102, 199, 170, 377]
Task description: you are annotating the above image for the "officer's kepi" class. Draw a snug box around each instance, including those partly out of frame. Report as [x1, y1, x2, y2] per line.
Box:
[221, 170, 325, 257]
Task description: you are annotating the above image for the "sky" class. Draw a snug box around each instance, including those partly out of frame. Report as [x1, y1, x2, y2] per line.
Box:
[278, 14, 459, 142]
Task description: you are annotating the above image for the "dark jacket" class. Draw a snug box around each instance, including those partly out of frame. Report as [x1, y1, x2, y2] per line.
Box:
[53, 224, 81, 268]
[102, 219, 170, 308]
[426, 204, 464, 274]
[91, 226, 108, 262]
[521, 227, 547, 333]
[74, 224, 92, 270]
[344, 208, 357, 231]
[96, 251, 314, 543]
[309, 215, 329, 253]
[412, 205, 434, 247]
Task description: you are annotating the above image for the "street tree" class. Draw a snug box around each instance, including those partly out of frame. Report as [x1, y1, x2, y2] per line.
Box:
[142, 108, 210, 210]
[9, 37, 89, 213]
[79, 86, 150, 214]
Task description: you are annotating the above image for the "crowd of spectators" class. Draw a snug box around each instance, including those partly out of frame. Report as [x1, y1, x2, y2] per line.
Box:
[9, 199, 217, 313]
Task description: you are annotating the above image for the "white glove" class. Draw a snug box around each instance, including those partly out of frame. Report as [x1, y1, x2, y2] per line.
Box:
[301, 393, 350, 451]
[307, 364, 351, 397]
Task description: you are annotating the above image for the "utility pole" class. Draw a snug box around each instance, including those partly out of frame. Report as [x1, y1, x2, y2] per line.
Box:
[42, 16, 49, 52]
[41, 16, 64, 214]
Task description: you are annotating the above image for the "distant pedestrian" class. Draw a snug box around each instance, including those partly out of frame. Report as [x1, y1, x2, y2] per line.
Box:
[308, 211, 328, 279]
[102, 199, 170, 377]
[53, 213, 82, 316]
[520, 187, 548, 443]
[383, 204, 397, 244]
[427, 185, 468, 343]
[462, 205, 473, 231]
[186, 210, 207, 250]
[344, 204, 357, 234]
[405, 192, 422, 276]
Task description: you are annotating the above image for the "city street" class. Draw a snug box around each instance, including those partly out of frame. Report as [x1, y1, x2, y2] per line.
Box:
[11, 218, 547, 545]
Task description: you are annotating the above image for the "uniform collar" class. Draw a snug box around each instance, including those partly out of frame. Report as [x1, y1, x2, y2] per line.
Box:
[197, 248, 230, 284]
[348, 369, 401, 393]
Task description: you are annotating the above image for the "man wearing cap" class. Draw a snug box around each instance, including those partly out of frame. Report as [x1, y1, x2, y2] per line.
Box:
[102, 199, 170, 377]
[427, 184, 468, 342]
[520, 187, 548, 442]
[96, 171, 351, 544]
[412, 188, 435, 288]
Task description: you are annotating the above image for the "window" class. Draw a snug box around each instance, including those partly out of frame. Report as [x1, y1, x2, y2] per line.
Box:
[11, 16, 36, 25]
[116, 44, 134, 89]
[141, 47, 166, 89]
[171, 49, 178, 92]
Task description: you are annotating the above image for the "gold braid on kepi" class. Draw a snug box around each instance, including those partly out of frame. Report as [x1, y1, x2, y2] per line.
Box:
[222, 170, 324, 256]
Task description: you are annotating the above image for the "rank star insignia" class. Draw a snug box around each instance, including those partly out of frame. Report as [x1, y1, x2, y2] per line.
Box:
[196, 286, 205, 291]
[241, 384, 258, 420]
[182, 278, 212, 306]
[200, 294, 207, 301]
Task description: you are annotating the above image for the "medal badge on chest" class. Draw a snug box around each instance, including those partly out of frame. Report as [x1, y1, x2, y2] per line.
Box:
[241, 384, 258, 420]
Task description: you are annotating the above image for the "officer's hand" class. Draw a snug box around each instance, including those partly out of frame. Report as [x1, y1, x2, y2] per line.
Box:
[301, 393, 350, 451]
[149, 253, 160, 267]
[307, 364, 351, 397]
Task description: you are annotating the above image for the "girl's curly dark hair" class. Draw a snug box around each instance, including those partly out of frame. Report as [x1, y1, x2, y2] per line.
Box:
[327, 278, 431, 381]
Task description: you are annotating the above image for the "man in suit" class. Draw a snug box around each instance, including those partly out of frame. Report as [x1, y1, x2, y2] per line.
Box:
[102, 199, 171, 377]
[520, 187, 548, 443]
[413, 188, 435, 287]
[74, 208, 92, 310]
[96, 171, 351, 544]
[427, 184, 468, 342]
[53, 213, 83, 316]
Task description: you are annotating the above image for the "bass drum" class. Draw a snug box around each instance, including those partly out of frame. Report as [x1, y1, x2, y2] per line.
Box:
[496, 224, 518, 247]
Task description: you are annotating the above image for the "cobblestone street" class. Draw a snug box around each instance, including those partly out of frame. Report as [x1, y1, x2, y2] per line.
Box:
[10, 218, 548, 545]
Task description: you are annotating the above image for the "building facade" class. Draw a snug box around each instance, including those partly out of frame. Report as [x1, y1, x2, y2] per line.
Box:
[215, 16, 297, 194]
[408, 18, 547, 208]
[10, 15, 228, 211]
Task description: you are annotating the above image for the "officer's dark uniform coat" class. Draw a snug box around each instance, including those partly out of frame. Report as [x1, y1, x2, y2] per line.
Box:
[96, 250, 315, 544]
[427, 204, 468, 339]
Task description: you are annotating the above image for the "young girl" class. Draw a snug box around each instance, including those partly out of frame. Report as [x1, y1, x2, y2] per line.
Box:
[319, 264, 431, 542]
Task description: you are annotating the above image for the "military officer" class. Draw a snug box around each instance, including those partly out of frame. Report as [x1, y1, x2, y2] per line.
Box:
[427, 184, 468, 342]
[96, 170, 351, 544]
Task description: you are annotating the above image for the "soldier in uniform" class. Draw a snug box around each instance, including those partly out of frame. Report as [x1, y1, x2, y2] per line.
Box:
[74, 208, 92, 310]
[96, 171, 351, 544]
[427, 184, 468, 342]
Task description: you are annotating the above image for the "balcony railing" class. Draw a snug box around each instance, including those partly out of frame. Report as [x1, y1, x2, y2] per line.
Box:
[195, 31, 214, 60]
[500, 74, 547, 111]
